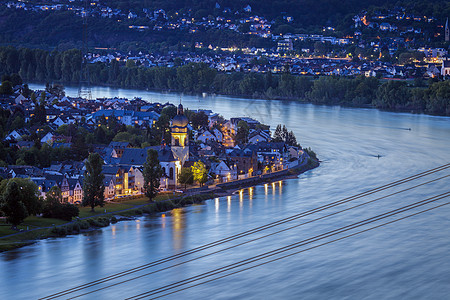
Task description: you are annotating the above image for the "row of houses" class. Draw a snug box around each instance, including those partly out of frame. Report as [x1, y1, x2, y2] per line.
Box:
[2, 162, 144, 204]
[1, 85, 176, 146]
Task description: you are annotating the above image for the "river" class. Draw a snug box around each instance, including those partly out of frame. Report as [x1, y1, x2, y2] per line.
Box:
[1, 84, 450, 299]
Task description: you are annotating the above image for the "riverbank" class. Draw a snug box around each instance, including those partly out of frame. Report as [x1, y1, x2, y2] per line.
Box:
[28, 78, 450, 117]
[0, 158, 319, 252]
[216, 158, 319, 192]
[0, 193, 214, 252]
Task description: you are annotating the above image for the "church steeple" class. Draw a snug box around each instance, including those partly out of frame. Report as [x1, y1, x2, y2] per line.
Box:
[170, 101, 189, 165]
[177, 103, 184, 116]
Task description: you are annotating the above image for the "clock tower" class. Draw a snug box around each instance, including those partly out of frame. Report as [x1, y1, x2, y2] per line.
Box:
[170, 103, 189, 165]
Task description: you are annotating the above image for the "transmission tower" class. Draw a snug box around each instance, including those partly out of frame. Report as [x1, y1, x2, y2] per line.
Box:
[78, 0, 92, 100]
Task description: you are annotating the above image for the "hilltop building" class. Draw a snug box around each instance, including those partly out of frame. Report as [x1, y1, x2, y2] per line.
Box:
[277, 38, 293, 52]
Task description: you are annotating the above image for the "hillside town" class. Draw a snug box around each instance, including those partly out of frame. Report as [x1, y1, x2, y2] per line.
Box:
[0, 84, 311, 204]
[3, 1, 450, 80]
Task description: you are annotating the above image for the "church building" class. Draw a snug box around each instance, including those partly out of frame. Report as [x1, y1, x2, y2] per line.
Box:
[170, 103, 190, 166]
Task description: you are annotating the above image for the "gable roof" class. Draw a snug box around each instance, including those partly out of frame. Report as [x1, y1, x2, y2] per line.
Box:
[119, 147, 177, 165]
[43, 174, 64, 186]
[104, 174, 116, 186]
[119, 148, 148, 165]
[30, 178, 58, 193]
[102, 165, 121, 175]
[67, 177, 83, 190]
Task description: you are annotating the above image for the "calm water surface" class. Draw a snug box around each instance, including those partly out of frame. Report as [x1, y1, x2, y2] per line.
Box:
[1, 84, 449, 299]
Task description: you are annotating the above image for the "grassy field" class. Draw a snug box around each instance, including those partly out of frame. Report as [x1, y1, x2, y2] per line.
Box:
[78, 202, 135, 218]
[23, 216, 67, 228]
[0, 194, 162, 228]
[0, 227, 53, 251]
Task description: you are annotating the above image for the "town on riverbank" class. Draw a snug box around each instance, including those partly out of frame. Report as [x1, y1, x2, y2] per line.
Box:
[0, 82, 319, 251]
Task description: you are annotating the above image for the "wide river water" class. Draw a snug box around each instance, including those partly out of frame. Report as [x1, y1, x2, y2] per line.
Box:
[1, 84, 450, 299]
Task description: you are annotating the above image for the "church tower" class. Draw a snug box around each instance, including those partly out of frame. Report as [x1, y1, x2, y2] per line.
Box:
[170, 103, 189, 165]
[446, 18, 449, 42]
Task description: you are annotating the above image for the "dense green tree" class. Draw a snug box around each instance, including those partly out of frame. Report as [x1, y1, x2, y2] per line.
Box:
[42, 185, 62, 218]
[190, 111, 208, 130]
[42, 186, 79, 221]
[235, 120, 249, 144]
[11, 115, 24, 130]
[143, 149, 163, 202]
[22, 83, 32, 98]
[125, 59, 136, 68]
[191, 161, 208, 187]
[82, 153, 105, 212]
[178, 167, 194, 189]
[374, 81, 411, 109]
[286, 131, 298, 147]
[273, 124, 283, 141]
[0, 178, 41, 216]
[0, 80, 13, 95]
[10, 73, 22, 86]
[273, 124, 299, 146]
[1, 181, 28, 229]
[160, 105, 177, 119]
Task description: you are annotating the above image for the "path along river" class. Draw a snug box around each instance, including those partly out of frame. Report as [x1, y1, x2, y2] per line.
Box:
[1, 84, 450, 299]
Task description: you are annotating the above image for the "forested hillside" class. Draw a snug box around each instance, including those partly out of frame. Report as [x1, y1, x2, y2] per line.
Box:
[1, 0, 449, 50]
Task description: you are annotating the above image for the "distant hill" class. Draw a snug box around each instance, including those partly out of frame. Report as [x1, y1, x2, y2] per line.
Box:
[106, 0, 449, 26]
[0, 0, 448, 50]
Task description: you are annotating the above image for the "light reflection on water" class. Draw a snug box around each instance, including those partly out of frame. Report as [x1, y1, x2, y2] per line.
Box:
[1, 84, 449, 299]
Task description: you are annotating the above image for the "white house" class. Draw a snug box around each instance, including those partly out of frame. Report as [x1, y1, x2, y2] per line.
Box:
[72, 180, 83, 204]
[441, 59, 450, 76]
[287, 146, 301, 159]
[15, 94, 26, 105]
[61, 177, 83, 204]
[248, 129, 270, 144]
[133, 167, 144, 192]
[5, 129, 26, 141]
[104, 175, 116, 200]
[211, 161, 237, 182]
[52, 117, 67, 127]
[249, 133, 267, 144]
[197, 130, 218, 143]
[40, 132, 54, 144]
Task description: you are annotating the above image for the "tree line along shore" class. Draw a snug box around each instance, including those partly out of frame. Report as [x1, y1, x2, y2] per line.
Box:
[0, 47, 449, 116]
